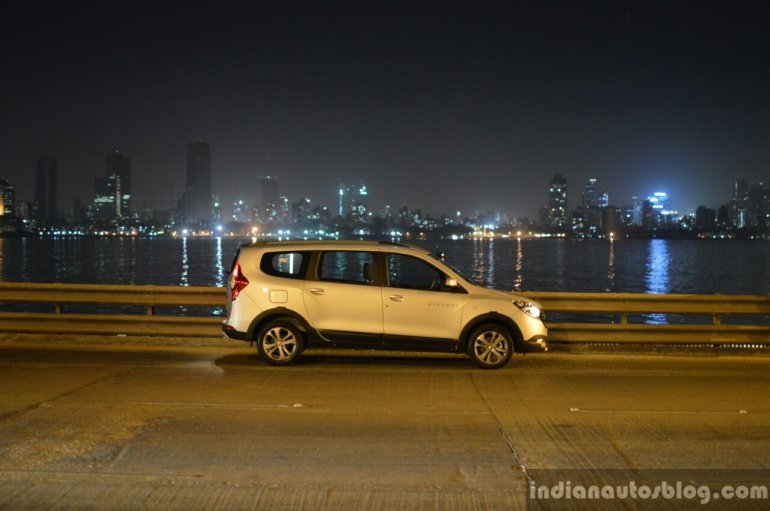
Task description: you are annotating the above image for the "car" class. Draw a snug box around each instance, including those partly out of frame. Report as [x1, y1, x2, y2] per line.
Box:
[222, 240, 547, 369]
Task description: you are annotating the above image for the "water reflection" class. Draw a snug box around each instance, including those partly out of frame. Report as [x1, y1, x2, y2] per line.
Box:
[471, 239, 486, 285]
[605, 238, 615, 292]
[180, 237, 189, 286]
[214, 237, 225, 287]
[96, 240, 108, 283]
[645, 239, 670, 294]
[553, 240, 566, 290]
[4, 238, 769, 297]
[487, 239, 495, 288]
[513, 237, 523, 292]
[645, 239, 670, 324]
[128, 239, 138, 285]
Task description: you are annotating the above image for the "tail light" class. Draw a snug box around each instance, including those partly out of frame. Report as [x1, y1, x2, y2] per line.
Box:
[229, 262, 249, 301]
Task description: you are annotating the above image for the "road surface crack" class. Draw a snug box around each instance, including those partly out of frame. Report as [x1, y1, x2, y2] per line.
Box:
[0, 367, 136, 426]
[468, 374, 528, 479]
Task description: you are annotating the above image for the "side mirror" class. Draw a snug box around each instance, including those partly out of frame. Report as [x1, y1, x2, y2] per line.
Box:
[445, 278, 458, 288]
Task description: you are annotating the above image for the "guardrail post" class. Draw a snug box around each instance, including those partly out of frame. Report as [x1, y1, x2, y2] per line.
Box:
[147, 305, 155, 316]
[714, 314, 721, 326]
[55, 303, 62, 314]
[621, 313, 628, 324]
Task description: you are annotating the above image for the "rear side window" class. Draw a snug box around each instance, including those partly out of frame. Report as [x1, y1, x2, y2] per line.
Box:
[260, 251, 309, 279]
[318, 251, 375, 285]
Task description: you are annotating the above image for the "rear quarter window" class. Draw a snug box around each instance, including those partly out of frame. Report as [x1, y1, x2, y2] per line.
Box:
[260, 251, 309, 279]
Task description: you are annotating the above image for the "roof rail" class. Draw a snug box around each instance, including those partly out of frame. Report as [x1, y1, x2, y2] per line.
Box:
[377, 241, 410, 248]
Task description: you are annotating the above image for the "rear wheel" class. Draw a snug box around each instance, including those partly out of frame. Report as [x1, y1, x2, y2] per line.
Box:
[256, 320, 304, 366]
[467, 324, 513, 369]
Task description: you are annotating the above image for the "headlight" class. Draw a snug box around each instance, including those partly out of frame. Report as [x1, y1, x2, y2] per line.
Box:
[513, 300, 541, 318]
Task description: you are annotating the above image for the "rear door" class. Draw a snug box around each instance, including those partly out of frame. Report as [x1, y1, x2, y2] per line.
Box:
[302, 250, 383, 345]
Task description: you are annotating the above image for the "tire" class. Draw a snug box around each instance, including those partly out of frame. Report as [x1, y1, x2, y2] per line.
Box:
[256, 320, 304, 366]
[467, 324, 513, 369]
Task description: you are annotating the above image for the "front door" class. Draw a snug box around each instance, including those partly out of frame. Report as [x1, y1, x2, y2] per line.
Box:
[382, 253, 464, 350]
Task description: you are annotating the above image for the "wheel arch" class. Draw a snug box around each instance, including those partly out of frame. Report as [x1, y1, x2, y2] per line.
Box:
[458, 312, 524, 353]
[247, 307, 317, 343]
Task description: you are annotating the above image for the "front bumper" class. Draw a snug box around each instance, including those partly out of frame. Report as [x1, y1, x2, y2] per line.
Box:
[520, 334, 548, 353]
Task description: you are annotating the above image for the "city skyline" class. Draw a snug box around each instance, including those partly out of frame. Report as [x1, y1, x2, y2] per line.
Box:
[5, 156, 768, 237]
[3, 152, 768, 223]
[2, 2, 770, 217]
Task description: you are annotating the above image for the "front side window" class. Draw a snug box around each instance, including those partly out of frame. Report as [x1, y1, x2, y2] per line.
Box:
[319, 251, 375, 285]
[387, 254, 446, 291]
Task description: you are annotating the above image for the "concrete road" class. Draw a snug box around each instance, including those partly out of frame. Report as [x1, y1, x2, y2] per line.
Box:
[0, 342, 768, 510]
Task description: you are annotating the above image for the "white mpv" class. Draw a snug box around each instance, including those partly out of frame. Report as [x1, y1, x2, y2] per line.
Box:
[223, 240, 547, 369]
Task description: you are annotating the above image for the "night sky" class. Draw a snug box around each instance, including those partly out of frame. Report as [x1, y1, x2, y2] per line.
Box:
[2, 1, 770, 218]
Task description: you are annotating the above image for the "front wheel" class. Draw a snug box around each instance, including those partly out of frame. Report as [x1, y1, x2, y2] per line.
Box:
[256, 320, 304, 366]
[467, 324, 513, 369]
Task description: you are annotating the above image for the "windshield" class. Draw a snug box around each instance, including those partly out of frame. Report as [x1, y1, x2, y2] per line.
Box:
[428, 252, 480, 286]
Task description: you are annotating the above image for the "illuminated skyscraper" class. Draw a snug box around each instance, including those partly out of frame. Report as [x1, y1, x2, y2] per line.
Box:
[0, 179, 15, 216]
[92, 174, 117, 221]
[338, 181, 368, 224]
[582, 178, 598, 208]
[183, 139, 213, 225]
[292, 198, 312, 225]
[104, 150, 131, 218]
[646, 192, 672, 214]
[582, 178, 608, 208]
[732, 177, 749, 228]
[547, 174, 568, 229]
[231, 199, 250, 222]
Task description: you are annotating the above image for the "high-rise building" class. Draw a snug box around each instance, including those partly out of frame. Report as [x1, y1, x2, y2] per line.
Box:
[92, 174, 118, 221]
[581, 178, 609, 209]
[90, 151, 131, 223]
[582, 178, 597, 208]
[35, 157, 57, 224]
[292, 198, 312, 225]
[183, 139, 213, 225]
[695, 206, 717, 231]
[747, 182, 768, 229]
[278, 196, 290, 224]
[627, 195, 642, 225]
[646, 192, 672, 213]
[256, 176, 280, 223]
[645, 192, 676, 227]
[0, 179, 15, 216]
[231, 199, 250, 223]
[547, 174, 568, 230]
[338, 182, 368, 224]
[105, 151, 131, 218]
[642, 199, 655, 229]
[732, 177, 750, 228]
[212, 195, 222, 224]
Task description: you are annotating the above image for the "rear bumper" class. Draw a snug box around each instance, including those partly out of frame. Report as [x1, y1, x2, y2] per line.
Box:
[222, 323, 250, 341]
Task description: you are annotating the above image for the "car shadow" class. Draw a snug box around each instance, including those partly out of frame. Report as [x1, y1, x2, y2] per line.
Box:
[214, 349, 473, 370]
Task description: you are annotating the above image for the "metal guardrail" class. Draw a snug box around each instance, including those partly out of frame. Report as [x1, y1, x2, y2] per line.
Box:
[0, 283, 224, 337]
[526, 292, 770, 345]
[0, 283, 768, 345]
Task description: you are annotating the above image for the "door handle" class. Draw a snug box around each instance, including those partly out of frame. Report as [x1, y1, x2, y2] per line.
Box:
[389, 295, 404, 302]
[309, 288, 325, 295]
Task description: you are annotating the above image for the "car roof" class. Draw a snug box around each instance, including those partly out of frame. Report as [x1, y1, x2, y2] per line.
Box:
[240, 239, 434, 255]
